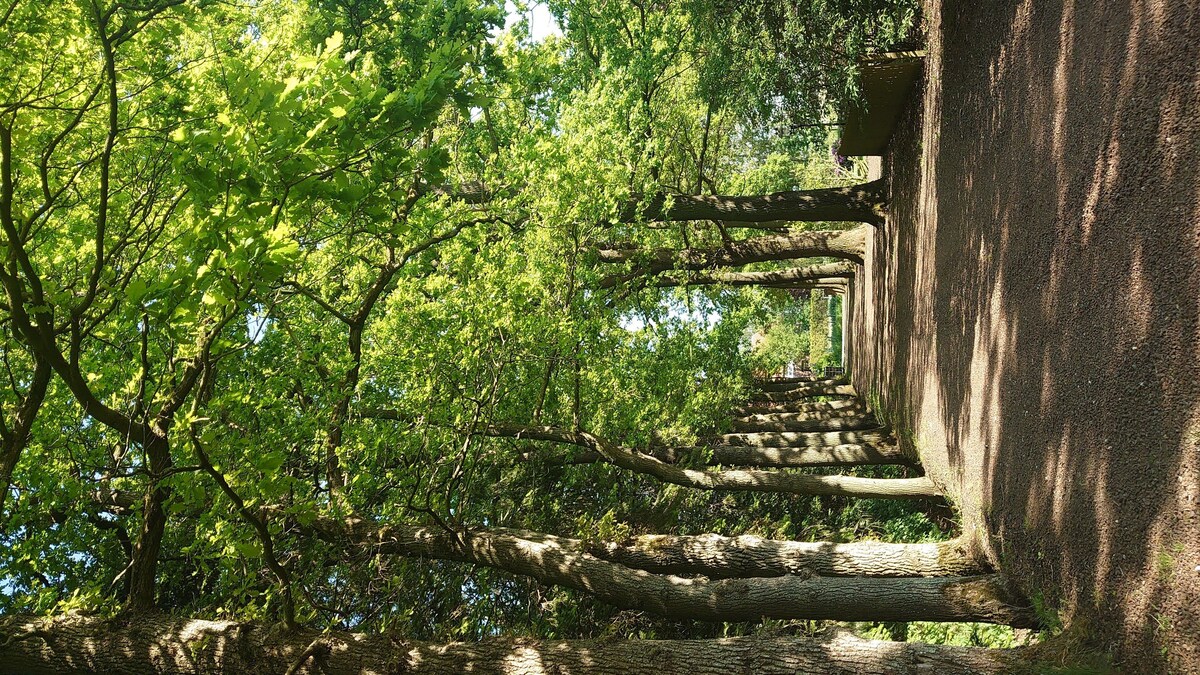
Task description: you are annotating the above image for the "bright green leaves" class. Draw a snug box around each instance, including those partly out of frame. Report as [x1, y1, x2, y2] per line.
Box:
[170, 24, 376, 199]
[2, 0, 929, 646]
[807, 290, 835, 372]
[324, 30, 345, 53]
[253, 451, 286, 475]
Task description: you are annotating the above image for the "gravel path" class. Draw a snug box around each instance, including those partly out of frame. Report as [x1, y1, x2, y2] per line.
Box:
[849, 1, 1200, 671]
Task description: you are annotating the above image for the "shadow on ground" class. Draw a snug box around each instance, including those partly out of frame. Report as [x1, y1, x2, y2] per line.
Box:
[850, 0, 1200, 671]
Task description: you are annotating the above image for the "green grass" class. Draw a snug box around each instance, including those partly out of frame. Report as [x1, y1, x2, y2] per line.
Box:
[1014, 593, 1116, 675]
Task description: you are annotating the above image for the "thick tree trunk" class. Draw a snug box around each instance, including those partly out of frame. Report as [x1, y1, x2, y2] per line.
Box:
[731, 414, 879, 433]
[0, 615, 1029, 675]
[524, 441, 910, 469]
[737, 410, 867, 426]
[716, 219, 792, 231]
[755, 375, 839, 385]
[589, 533, 987, 578]
[324, 519, 986, 579]
[0, 358, 51, 519]
[700, 443, 913, 468]
[484, 424, 939, 499]
[715, 430, 894, 448]
[310, 519, 1030, 625]
[654, 263, 855, 288]
[0, 441, 21, 520]
[774, 285, 847, 296]
[762, 277, 849, 289]
[737, 399, 870, 415]
[596, 226, 870, 288]
[749, 382, 857, 401]
[755, 378, 847, 393]
[621, 179, 887, 225]
[734, 398, 861, 415]
[125, 435, 172, 611]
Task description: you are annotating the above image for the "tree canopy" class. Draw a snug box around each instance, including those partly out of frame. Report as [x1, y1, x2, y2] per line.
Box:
[0, 0, 1024, 669]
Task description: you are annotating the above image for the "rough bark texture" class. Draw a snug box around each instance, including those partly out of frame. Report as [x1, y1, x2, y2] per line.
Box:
[484, 424, 939, 499]
[734, 398, 864, 415]
[755, 378, 848, 393]
[590, 533, 987, 578]
[699, 443, 912, 468]
[309, 519, 1030, 624]
[749, 382, 858, 401]
[761, 278, 849, 290]
[755, 375, 843, 385]
[654, 263, 855, 288]
[125, 434, 173, 611]
[596, 227, 870, 288]
[0, 358, 52, 517]
[621, 179, 887, 225]
[0, 615, 1029, 675]
[715, 430, 894, 449]
[531, 442, 910, 469]
[730, 414, 879, 433]
[320, 519, 985, 579]
[0, 439, 26, 518]
[735, 407, 862, 423]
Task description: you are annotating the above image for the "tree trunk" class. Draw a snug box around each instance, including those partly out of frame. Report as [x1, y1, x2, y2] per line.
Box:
[734, 398, 861, 415]
[484, 424, 939, 499]
[755, 378, 847, 393]
[621, 179, 887, 226]
[755, 375, 839, 385]
[654, 263, 855, 288]
[763, 277, 849, 288]
[0, 615, 1029, 675]
[596, 226, 870, 288]
[0, 440, 22, 520]
[699, 443, 913, 468]
[737, 399, 870, 415]
[774, 285, 847, 295]
[736, 409, 862, 421]
[730, 414, 879, 433]
[311, 519, 1030, 625]
[125, 435, 172, 611]
[0, 357, 51, 519]
[589, 533, 986, 578]
[716, 430, 894, 448]
[524, 441, 910, 469]
[749, 382, 857, 401]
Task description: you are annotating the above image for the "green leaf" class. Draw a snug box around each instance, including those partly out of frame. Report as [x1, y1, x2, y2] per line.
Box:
[324, 31, 344, 54]
[256, 453, 285, 474]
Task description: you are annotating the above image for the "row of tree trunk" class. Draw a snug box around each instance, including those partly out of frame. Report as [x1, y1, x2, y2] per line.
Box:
[0, 377, 1036, 673]
[0, 356, 1040, 674]
[320, 379, 1032, 628]
[0, 179, 1045, 672]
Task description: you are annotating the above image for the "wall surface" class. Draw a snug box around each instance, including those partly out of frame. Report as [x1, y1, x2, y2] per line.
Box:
[848, 1, 1200, 671]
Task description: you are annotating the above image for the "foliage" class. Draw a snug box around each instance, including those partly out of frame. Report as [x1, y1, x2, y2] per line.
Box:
[709, 0, 920, 128]
[0, 0, 943, 648]
[808, 291, 834, 371]
[747, 293, 811, 376]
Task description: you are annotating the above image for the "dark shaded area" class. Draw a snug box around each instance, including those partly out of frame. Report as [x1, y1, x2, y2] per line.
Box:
[849, 0, 1200, 671]
[839, 52, 926, 156]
